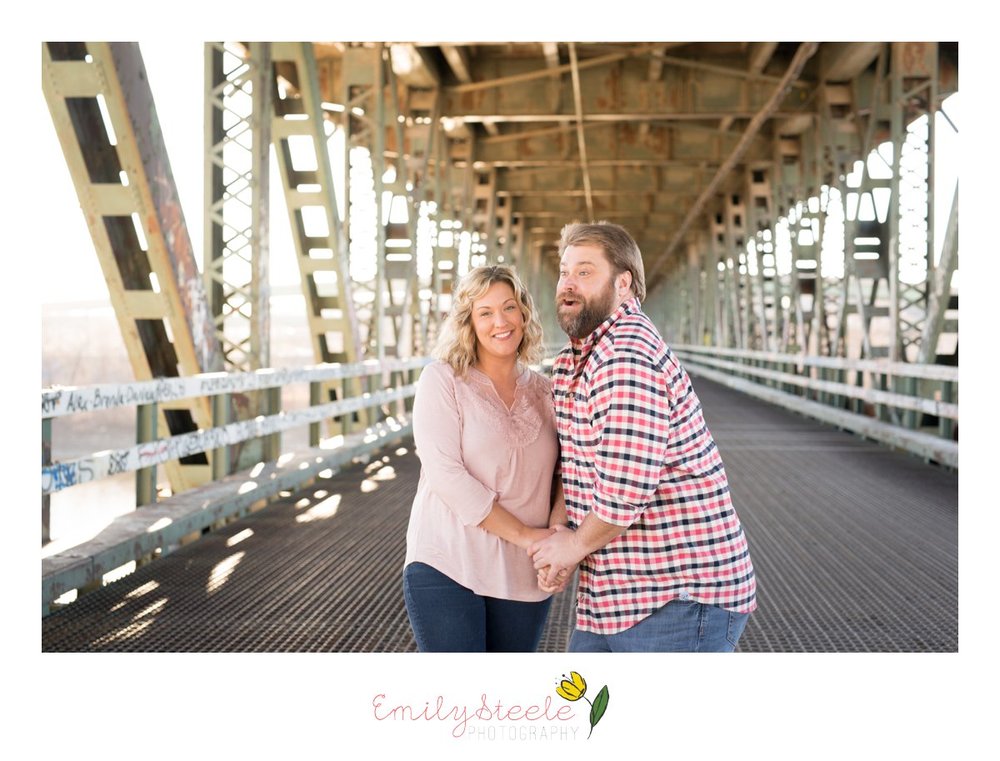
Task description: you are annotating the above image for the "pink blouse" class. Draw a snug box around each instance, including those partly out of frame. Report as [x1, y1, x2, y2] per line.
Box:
[405, 360, 559, 602]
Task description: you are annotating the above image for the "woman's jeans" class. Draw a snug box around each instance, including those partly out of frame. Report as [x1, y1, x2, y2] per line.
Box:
[568, 598, 750, 652]
[403, 562, 552, 652]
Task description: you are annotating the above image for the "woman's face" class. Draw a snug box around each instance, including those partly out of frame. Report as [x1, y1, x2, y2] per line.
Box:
[470, 281, 525, 363]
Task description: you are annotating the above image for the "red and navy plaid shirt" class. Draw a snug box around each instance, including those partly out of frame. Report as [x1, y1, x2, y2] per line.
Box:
[552, 297, 757, 634]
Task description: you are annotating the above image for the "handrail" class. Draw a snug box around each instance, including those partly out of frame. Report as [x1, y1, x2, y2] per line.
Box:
[41, 356, 431, 419]
[676, 353, 958, 421]
[41, 357, 433, 495]
[42, 386, 416, 494]
[41, 356, 433, 610]
[669, 344, 957, 468]
[670, 344, 959, 382]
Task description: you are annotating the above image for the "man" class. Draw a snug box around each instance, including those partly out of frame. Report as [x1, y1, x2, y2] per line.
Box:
[530, 221, 757, 652]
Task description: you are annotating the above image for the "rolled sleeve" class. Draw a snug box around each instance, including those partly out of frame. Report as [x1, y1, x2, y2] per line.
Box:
[588, 353, 670, 526]
[412, 363, 497, 526]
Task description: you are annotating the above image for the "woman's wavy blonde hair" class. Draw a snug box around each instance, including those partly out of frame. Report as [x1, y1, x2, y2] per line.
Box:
[433, 265, 544, 376]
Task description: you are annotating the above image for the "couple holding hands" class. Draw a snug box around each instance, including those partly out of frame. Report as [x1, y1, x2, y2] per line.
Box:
[402, 222, 757, 653]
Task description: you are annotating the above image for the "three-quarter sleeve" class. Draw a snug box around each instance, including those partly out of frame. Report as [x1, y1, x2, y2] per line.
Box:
[411, 363, 497, 526]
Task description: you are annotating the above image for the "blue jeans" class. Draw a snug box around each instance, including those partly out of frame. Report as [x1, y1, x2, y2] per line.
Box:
[403, 562, 552, 652]
[569, 599, 750, 652]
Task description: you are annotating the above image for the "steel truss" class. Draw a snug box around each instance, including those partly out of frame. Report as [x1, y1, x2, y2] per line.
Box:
[203, 42, 277, 470]
[661, 42, 957, 375]
[42, 42, 220, 500]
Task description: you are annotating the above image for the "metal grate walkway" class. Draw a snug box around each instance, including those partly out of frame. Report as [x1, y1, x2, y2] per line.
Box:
[42, 376, 958, 652]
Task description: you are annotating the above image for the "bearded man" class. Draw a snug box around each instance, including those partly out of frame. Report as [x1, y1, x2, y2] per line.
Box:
[529, 221, 757, 652]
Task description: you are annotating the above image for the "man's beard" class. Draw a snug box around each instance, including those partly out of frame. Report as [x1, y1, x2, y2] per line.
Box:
[556, 277, 618, 339]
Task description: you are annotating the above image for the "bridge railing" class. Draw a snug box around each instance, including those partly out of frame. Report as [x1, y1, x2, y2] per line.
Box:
[671, 344, 958, 469]
[42, 357, 431, 496]
[41, 357, 431, 613]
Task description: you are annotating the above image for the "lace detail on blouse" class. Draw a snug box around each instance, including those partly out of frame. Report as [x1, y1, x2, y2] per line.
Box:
[461, 369, 551, 450]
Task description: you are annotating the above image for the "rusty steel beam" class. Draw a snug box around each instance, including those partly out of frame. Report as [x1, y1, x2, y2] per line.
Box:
[567, 43, 593, 220]
[647, 42, 821, 287]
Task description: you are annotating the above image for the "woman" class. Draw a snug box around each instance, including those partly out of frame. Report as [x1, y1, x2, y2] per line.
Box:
[402, 265, 566, 652]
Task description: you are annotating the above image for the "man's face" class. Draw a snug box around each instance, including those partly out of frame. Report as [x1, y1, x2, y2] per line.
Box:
[556, 244, 624, 339]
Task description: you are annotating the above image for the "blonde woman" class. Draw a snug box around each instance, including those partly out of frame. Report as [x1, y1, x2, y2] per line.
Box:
[403, 265, 567, 652]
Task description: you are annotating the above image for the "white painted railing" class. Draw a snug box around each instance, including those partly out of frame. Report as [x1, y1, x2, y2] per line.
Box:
[41, 357, 432, 495]
[671, 344, 958, 468]
[41, 356, 433, 611]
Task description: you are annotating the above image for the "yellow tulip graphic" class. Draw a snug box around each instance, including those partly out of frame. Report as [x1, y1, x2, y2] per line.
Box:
[556, 671, 587, 701]
[554, 671, 609, 738]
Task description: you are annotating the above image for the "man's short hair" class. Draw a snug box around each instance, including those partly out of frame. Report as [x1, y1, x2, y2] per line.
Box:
[557, 221, 647, 302]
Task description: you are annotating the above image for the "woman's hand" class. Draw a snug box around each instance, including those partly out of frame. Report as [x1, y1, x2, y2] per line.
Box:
[536, 565, 572, 594]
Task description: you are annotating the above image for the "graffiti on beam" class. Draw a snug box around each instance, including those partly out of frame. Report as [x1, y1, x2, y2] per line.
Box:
[40, 358, 431, 419]
[107, 450, 131, 476]
[43, 462, 79, 492]
[41, 379, 189, 417]
[40, 384, 416, 495]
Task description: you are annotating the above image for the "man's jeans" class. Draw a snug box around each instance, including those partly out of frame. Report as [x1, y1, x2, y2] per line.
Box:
[403, 562, 552, 652]
[569, 598, 750, 652]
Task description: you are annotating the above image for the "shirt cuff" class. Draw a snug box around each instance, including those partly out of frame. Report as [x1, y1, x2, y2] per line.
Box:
[459, 488, 498, 527]
[590, 487, 642, 527]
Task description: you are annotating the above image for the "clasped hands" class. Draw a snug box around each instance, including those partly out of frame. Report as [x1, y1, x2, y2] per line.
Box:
[528, 524, 582, 594]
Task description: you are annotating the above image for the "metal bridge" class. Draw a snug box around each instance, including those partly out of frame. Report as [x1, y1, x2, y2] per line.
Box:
[40, 41, 959, 658]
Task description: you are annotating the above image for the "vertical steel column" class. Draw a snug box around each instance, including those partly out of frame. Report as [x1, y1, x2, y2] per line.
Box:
[887, 47, 904, 365]
[717, 209, 739, 348]
[816, 77, 855, 365]
[136, 402, 159, 506]
[270, 42, 365, 432]
[773, 134, 799, 353]
[917, 183, 958, 364]
[204, 42, 273, 373]
[371, 43, 388, 364]
[42, 42, 219, 495]
[686, 242, 702, 346]
[429, 120, 461, 333]
[42, 419, 52, 545]
[204, 42, 275, 465]
[384, 50, 424, 362]
[889, 44, 940, 428]
[818, 48, 888, 414]
[746, 164, 775, 351]
[341, 45, 378, 361]
[473, 167, 498, 267]
[723, 193, 750, 350]
[704, 211, 722, 346]
[891, 43, 940, 362]
[211, 392, 231, 481]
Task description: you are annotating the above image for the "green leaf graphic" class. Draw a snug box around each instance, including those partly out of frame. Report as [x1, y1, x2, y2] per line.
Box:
[588, 685, 609, 738]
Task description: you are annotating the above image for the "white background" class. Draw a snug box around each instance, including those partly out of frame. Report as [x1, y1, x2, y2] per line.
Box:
[5, 3, 993, 759]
